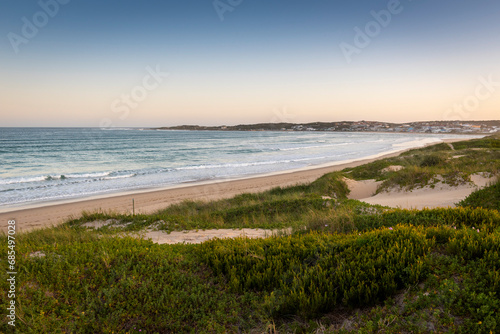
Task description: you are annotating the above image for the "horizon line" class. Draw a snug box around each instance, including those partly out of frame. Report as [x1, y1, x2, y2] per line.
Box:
[2, 119, 500, 128]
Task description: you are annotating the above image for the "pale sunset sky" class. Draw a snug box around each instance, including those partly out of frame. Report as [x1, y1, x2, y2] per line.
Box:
[1, 0, 499, 127]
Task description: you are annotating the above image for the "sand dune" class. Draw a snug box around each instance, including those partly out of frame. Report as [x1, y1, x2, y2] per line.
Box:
[350, 173, 495, 210]
[343, 178, 381, 199]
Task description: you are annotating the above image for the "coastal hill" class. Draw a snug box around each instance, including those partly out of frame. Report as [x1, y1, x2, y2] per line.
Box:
[155, 120, 500, 134]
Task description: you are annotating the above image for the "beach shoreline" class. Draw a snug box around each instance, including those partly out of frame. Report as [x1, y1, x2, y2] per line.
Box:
[0, 137, 477, 233]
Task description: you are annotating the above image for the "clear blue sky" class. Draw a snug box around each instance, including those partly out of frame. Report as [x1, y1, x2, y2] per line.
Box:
[1, 0, 499, 127]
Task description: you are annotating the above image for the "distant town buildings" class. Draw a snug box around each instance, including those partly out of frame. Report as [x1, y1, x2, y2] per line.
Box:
[158, 121, 500, 134]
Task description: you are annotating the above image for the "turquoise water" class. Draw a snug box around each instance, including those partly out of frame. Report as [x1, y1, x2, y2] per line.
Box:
[0, 128, 474, 208]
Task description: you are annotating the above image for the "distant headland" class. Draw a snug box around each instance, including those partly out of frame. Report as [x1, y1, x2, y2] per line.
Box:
[154, 120, 500, 135]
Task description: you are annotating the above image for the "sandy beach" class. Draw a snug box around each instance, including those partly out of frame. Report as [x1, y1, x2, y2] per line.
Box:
[0, 138, 486, 233]
[0, 153, 395, 233]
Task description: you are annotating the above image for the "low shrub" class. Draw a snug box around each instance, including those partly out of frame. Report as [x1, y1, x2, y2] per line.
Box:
[420, 154, 444, 167]
[344, 159, 396, 180]
[458, 178, 500, 211]
[377, 166, 435, 192]
[199, 226, 433, 317]
[209, 196, 325, 223]
[353, 207, 500, 233]
[445, 229, 500, 332]
[308, 172, 350, 199]
[452, 137, 500, 150]
[0, 232, 258, 333]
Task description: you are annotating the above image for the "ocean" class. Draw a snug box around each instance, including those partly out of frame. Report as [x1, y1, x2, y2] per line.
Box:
[0, 127, 477, 209]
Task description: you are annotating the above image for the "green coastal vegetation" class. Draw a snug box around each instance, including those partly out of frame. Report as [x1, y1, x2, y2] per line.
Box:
[1, 135, 500, 333]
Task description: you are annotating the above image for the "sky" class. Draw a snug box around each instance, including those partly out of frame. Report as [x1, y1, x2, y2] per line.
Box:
[1, 0, 499, 127]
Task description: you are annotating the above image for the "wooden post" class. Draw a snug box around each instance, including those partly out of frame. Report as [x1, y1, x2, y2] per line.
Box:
[133, 199, 135, 216]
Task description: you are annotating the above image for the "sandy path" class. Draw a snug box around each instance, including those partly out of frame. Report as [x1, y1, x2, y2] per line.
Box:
[140, 228, 292, 245]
